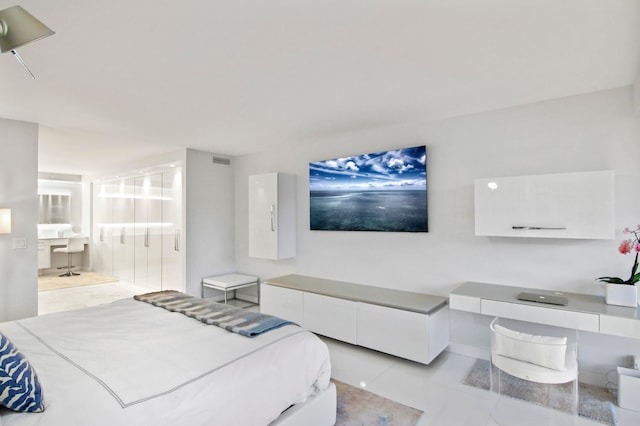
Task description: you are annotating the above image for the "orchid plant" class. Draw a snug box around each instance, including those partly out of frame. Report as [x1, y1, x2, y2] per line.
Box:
[598, 225, 640, 285]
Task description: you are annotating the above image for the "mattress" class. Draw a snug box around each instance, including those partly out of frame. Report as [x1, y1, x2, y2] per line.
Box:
[0, 297, 331, 426]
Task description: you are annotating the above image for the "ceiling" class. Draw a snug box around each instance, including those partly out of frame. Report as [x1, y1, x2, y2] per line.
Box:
[1, 0, 639, 176]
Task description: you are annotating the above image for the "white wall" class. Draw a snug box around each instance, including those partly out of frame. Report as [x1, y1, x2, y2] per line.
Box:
[184, 149, 235, 297]
[0, 118, 39, 321]
[234, 86, 640, 384]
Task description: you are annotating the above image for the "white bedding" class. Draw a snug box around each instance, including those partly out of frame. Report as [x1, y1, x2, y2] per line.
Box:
[0, 298, 331, 426]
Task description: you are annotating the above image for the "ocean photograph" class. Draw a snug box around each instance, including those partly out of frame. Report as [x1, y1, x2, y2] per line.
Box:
[309, 146, 428, 232]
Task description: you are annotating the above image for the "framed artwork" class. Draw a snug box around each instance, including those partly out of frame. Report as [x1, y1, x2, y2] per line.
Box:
[309, 145, 427, 232]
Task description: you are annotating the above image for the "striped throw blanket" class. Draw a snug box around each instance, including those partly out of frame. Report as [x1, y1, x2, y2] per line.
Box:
[134, 291, 296, 337]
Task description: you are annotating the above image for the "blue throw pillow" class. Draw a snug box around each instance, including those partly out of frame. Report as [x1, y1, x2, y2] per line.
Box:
[0, 332, 44, 412]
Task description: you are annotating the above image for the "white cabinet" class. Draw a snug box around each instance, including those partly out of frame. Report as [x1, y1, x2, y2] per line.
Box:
[305, 293, 357, 344]
[134, 173, 163, 290]
[248, 173, 295, 260]
[93, 166, 183, 291]
[357, 302, 449, 365]
[357, 303, 425, 363]
[112, 178, 135, 283]
[474, 170, 614, 239]
[161, 167, 182, 291]
[261, 275, 450, 365]
[37, 240, 51, 269]
[259, 283, 304, 325]
[93, 181, 114, 276]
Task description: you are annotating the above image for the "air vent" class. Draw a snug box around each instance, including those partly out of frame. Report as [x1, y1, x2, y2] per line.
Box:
[212, 156, 231, 166]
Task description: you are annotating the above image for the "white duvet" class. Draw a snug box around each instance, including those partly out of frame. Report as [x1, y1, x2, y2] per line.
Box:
[0, 298, 331, 426]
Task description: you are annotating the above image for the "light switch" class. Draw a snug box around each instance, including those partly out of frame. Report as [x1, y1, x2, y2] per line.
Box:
[12, 238, 27, 249]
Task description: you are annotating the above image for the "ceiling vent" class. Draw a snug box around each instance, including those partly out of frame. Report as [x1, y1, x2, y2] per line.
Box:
[212, 156, 231, 166]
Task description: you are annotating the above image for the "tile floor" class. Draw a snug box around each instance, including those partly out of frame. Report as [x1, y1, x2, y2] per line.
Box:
[38, 283, 640, 426]
[38, 280, 150, 315]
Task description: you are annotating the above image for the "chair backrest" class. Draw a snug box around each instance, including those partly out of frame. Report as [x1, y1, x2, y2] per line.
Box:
[490, 317, 578, 384]
[66, 237, 85, 252]
[491, 319, 567, 370]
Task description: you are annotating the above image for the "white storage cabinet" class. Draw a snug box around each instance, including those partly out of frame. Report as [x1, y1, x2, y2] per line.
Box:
[304, 293, 357, 344]
[474, 170, 614, 239]
[93, 167, 183, 291]
[248, 173, 296, 259]
[37, 240, 51, 269]
[262, 275, 450, 365]
[260, 283, 304, 325]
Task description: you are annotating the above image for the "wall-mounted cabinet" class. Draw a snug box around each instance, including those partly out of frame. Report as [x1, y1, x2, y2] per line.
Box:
[261, 275, 450, 365]
[474, 170, 614, 239]
[248, 173, 295, 259]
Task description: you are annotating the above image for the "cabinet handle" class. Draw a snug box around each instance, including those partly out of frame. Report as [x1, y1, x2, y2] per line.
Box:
[120, 227, 125, 244]
[174, 229, 180, 252]
[144, 227, 150, 248]
[99, 226, 104, 242]
[270, 204, 276, 231]
[512, 226, 566, 230]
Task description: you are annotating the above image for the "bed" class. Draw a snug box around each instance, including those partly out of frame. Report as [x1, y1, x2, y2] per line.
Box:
[0, 292, 336, 426]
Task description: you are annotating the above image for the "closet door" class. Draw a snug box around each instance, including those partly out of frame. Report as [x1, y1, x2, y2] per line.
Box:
[161, 168, 182, 291]
[112, 178, 134, 283]
[134, 173, 163, 291]
[93, 181, 114, 276]
[147, 174, 163, 290]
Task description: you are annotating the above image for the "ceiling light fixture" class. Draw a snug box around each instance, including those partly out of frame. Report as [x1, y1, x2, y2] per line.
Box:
[0, 5, 55, 79]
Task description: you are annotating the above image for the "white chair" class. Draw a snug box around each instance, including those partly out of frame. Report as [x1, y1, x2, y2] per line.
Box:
[53, 237, 85, 277]
[489, 317, 578, 424]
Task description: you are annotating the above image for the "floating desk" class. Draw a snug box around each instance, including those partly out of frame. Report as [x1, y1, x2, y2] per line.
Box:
[450, 282, 640, 339]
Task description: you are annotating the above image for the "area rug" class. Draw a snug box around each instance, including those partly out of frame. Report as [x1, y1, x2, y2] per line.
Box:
[463, 359, 617, 425]
[333, 379, 423, 426]
[38, 272, 118, 291]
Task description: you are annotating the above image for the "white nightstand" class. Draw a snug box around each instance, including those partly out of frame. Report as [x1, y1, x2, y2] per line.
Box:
[202, 273, 259, 306]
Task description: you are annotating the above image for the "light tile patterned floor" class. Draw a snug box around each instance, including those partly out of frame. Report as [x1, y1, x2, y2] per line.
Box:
[323, 336, 640, 426]
[38, 280, 149, 315]
[38, 284, 640, 425]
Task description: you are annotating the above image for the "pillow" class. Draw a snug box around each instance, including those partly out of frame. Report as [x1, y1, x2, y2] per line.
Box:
[0, 332, 44, 412]
[493, 324, 567, 371]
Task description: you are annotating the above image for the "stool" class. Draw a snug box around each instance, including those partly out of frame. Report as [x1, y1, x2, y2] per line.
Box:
[202, 273, 259, 305]
[53, 237, 85, 277]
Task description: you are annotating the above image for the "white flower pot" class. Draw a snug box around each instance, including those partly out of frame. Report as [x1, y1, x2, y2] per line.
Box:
[606, 283, 638, 307]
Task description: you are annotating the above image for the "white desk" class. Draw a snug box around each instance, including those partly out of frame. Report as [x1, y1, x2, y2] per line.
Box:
[37, 237, 90, 271]
[450, 281, 640, 339]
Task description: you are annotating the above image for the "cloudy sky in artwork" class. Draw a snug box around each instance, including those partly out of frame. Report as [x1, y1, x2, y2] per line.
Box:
[309, 145, 427, 191]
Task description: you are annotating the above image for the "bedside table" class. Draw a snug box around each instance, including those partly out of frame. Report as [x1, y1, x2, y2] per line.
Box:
[202, 273, 259, 306]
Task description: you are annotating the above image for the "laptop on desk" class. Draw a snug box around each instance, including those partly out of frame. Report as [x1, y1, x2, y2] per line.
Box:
[517, 292, 569, 306]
